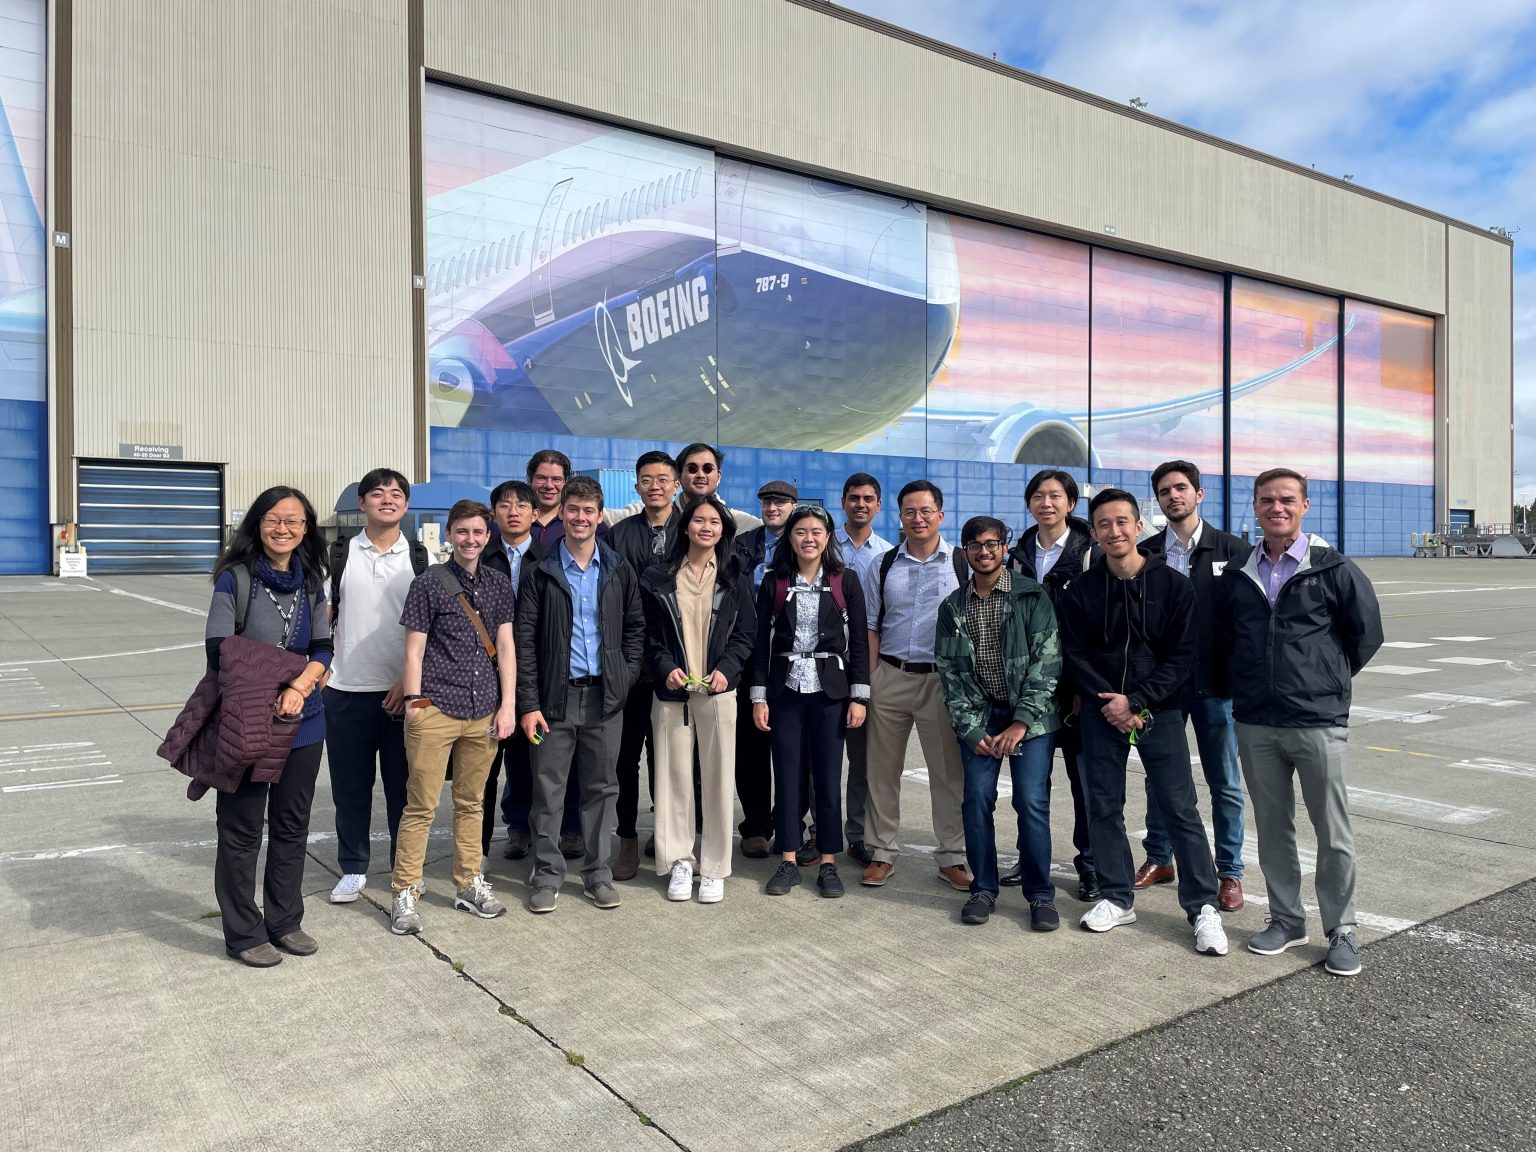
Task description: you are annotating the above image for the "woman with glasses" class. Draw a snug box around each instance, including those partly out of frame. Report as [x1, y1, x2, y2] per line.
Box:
[751, 505, 870, 898]
[640, 494, 755, 903]
[204, 487, 332, 966]
[1005, 469, 1100, 903]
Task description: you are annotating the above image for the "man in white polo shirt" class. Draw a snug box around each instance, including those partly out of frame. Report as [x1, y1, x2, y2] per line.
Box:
[323, 468, 428, 904]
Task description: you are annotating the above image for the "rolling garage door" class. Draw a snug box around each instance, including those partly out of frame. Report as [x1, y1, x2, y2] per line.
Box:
[76, 461, 223, 574]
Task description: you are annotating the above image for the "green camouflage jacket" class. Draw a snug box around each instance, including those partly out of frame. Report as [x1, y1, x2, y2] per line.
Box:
[935, 574, 1061, 749]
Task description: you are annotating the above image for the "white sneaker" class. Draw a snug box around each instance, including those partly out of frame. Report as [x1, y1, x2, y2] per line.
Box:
[1080, 898, 1137, 933]
[1194, 903, 1229, 956]
[667, 860, 694, 901]
[330, 873, 366, 903]
[698, 875, 724, 904]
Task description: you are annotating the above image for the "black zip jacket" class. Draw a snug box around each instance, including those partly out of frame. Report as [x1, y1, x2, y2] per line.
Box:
[752, 570, 871, 702]
[514, 541, 644, 721]
[481, 535, 546, 582]
[640, 555, 756, 702]
[1057, 553, 1197, 714]
[1009, 517, 1096, 707]
[609, 512, 678, 584]
[1211, 544, 1383, 729]
[1141, 522, 1252, 698]
[733, 526, 778, 591]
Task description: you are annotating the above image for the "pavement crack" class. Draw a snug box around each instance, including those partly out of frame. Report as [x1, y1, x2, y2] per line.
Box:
[309, 851, 692, 1151]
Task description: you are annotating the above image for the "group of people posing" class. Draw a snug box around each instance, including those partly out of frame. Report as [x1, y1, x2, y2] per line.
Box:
[187, 444, 1382, 979]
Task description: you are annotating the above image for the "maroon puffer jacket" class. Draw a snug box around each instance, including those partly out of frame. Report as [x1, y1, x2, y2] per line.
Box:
[157, 635, 310, 800]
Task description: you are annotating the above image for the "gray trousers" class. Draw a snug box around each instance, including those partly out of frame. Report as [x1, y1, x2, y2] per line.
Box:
[1235, 722, 1356, 935]
[530, 682, 621, 890]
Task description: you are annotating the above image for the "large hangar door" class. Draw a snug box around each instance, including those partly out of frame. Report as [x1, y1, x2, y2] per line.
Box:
[76, 461, 224, 574]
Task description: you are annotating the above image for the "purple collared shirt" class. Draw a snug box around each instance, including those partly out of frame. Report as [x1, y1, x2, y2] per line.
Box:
[1255, 534, 1310, 605]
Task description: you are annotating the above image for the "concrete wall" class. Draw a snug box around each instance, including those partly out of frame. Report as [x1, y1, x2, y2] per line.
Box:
[66, 0, 414, 516]
[1446, 227, 1515, 521]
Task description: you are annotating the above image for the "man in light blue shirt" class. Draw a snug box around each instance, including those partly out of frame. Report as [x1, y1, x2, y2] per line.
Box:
[834, 471, 892, 862]
[563, 539, 602, 678]
[860, 480, 971, 891]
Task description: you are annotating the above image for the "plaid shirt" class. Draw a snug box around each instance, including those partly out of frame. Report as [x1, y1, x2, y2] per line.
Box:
[964, 568, 1012, 703]
[399, 559, 515, 720]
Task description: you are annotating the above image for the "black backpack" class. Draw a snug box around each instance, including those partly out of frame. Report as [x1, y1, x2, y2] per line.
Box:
[327, 532, 430, 625]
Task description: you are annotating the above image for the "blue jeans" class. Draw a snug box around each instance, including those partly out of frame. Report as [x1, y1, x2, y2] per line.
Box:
[1141, 696, 1245, 878]
[959, 705, 1055, 901]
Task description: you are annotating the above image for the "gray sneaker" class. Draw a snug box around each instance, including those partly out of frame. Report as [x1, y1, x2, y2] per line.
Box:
[1248, 918, 1309, 956]
[454, 874, 506, 919]
[390, 889, 421, 935]
[1325, 929, 1362, 977]
[527, 886, 559, 914]
[583, 880, 622, 909]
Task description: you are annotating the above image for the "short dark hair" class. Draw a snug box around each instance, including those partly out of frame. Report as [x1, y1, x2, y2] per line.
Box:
[1025, 469, 1079, 506]
[675, 442, 723, 468]
[842, 472, 882, 501]
[358, 468, 410, 500]
[961, 515, 1010, 547]
[562, 474, 604, 511]
[1254, 468, 1308, 501]
[526, 449, 571, 481]
[489, 479, 536, 508]
[769, 505, 844, 580]
[447, 499, 493, 530]
[1088, 488, 1140, 522]
[635, 450, 676, 476]
[1151, 460, 1202, 492]
[897, 479, 943, 510]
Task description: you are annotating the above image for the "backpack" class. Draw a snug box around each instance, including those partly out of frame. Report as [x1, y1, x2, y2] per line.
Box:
[328, 532, 430, 625]
[772, 570, 847, 619]
[874, 545, 969, 633]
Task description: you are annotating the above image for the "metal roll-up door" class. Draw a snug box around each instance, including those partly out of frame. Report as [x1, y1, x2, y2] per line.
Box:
[77, 461, 224, 574]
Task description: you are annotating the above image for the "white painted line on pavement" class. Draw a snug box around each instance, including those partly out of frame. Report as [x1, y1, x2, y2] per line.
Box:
[106, 588, 208, 617]
[1407, 923, 1536, 961]
[1244, 891, 1416, 935]
[1381, 641, 1437, 649]
[1449, 757, 1536, 780]
[1349, 705, 1441, 725]
[0, 827, 453, 865]
[1362, 665, 1438, 676]
[1429, 636, 1494, 642]
[2, 775, 122, 793]
[1346, 787, 1499, 825]
[1410, 692, 1525, 707]
[1429, 656, 1505, 666]
[1379, 586, 1533, 598]
[0, 642, 204, 668]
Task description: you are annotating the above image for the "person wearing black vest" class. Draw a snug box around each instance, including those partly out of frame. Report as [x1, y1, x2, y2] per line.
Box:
[751, 505, 870, 898]
[322, 469, 427, 908]
[607, 450, 683, 879]
[1137, 460, 1252, 912]
[480, 479, 581, 861]
[1004, 468, 1099, 902]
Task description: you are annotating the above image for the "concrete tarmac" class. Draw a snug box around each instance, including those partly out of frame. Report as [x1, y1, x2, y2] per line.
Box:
[2, 559, 1534, 1151]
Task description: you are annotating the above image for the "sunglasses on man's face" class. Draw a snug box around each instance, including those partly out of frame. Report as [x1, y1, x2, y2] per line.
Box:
[684, 462, 717, 476]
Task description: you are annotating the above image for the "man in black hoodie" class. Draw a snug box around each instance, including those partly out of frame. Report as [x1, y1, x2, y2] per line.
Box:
[1058, 489, 1227, 956]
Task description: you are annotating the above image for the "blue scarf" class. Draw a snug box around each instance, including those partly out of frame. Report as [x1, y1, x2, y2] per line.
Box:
[254, 554, 321, 721]
[254, 553, 304, 595]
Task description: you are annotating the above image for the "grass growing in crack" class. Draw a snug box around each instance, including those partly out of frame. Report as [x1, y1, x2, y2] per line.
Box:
[451, 961, 465, 973]
[199, 910, 221, 919]
[566, 1052, 585, 1067]
[637, 1112, 654, 1127]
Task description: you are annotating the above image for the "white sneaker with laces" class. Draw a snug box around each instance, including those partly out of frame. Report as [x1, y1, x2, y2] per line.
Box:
[330, 873, 367, 903]
[1194, 903, 1229, 956]
[698, 875, 724, 904]
[1080, 898, 1137, 933]
[667, 860, 694, 901]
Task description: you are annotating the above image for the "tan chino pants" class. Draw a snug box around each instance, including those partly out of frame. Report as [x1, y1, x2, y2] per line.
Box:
[651, 692, 737, 879]
[863, 661, 967, 868]
[392, 703, 498, 892]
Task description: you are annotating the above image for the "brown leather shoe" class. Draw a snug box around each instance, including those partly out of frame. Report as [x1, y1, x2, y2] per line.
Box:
[274, 930, 318, 956]
[1218, 877, 1244, 911]
[861, 860, 894, 887]
[937, 864, 974, 892]
[227, 942, 283, 967]
[1132, 859, 1176, 889]
[611, 837, 640, 881]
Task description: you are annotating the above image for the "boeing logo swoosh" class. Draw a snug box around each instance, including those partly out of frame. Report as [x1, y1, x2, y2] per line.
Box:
[594, 296, 641, 406]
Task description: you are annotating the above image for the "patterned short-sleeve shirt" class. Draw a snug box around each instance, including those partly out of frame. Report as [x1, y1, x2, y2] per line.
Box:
[399, 559, 515, 720]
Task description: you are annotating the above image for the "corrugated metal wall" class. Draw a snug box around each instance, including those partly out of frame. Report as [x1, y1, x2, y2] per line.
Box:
[68, 0, 414, 524]
[1447, 227, 1516, 519]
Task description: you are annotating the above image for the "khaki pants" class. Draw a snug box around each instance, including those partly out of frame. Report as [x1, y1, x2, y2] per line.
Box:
[864, 661, 966, 867]
[392, 704, 498, 893]
[651, 693, 737, 879]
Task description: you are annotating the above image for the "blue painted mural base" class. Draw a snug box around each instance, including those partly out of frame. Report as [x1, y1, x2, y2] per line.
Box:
[0, 397, 48, 574]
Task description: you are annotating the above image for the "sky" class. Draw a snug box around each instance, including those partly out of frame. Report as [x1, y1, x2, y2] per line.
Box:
[842, 0, 1535, 506]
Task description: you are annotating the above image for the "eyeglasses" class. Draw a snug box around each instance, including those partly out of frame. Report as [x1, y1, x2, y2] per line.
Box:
[794, 505, 833, 525]
[493, 500, 532, 512]
[963, 540, 1005, 555]
[684, 462, 717, 475]
[637, 477, 674, 490]
[760, 496, 794, 507]
[261, 518, 306, 531]
[900, 507, 941, 521]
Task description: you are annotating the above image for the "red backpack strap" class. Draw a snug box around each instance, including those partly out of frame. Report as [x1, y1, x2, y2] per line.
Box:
[828, 571, 847, 617]
[772, 574, 791, 618]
